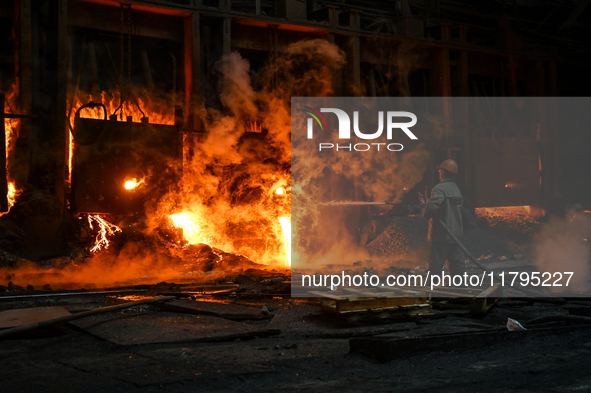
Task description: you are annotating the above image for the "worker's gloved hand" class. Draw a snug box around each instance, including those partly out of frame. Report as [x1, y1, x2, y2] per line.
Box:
[406, 204, 424, 215]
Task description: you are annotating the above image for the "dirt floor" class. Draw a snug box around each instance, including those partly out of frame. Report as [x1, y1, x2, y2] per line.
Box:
[2, 292, 591, 393]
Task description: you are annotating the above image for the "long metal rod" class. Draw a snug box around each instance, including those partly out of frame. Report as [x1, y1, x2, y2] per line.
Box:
[0, 93, 7, 212]
[0, 296, 176, 339]
[319, 201, 396, 205]
[435, 218, 488, 271]
[0, 289, 148, 301]
[2, 113, 36, 119]
[436, 218, 543, 297]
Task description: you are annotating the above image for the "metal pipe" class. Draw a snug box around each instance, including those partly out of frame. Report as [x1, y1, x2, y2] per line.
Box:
[435, 218, 543, 297]
[141, 49, 154, 91]
[435, 218, 488, 270]
[87, 40, 101, 94]
[0, 289, 148, 301]
[0, 93, 6, 212]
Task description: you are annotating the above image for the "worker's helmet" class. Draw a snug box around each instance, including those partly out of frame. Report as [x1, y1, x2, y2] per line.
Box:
[438, 159, 458, 174]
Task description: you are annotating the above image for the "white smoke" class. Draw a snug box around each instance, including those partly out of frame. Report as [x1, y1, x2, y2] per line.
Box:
[534, 210, 591, 292]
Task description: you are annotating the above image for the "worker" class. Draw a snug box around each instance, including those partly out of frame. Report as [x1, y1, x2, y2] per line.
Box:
[422, 159, 465, 276]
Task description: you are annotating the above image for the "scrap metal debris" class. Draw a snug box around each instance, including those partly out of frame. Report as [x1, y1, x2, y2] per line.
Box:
[507, 318, 527, 331]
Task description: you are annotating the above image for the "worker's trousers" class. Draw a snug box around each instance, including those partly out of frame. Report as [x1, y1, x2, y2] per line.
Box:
[428, 241, 465, 276]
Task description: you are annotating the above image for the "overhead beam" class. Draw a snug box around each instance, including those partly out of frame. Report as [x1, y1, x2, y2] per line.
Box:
[55, 0, 69, 211]
[13, 0, 33, 189]
[560, 0, 591, 30]
[68, 2, 183, 42]
[184, 12, 202, 130]
[0, 94, 7, 212]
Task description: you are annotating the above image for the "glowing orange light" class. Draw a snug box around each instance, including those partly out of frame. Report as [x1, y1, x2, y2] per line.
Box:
[87, 215, 122, 253]
[276, 187, 285, 195]
[278, 216, 291, 266]
[6, 182, 19, 208]
[169, 212, 211, 245]
[124, 178, 144, 190]
[3, 85, 22, 215]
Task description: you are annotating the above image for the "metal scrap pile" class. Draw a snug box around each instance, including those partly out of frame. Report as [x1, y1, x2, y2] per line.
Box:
[363, 208, 535, 259]
[364, 215, 429, 258]
[475, 207, 541, 245]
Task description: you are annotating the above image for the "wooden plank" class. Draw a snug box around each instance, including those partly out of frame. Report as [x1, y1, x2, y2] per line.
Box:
[351, 325, 591, 363]
[342, 304, 432, 320]
[476, 283, 502, 298]
[335, 297, 427, 313]
[154, 299, 272, 321]
[307, 291, 347, 300]
[469, 297, 495, 314]
[0, 296, 175, 339]
[341, 288, 390, 298]
[0, 306, 71, 329]
[71, 312, 280, 345]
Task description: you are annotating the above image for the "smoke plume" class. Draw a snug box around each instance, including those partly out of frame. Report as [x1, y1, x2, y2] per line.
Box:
[534, 210, 591, 292]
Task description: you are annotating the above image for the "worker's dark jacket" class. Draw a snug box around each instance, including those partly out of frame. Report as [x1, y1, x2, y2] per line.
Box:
[422, 179, 463, 243]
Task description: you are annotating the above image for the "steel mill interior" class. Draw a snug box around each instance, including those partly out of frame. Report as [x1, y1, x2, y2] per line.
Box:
[1, 1, 591, 392]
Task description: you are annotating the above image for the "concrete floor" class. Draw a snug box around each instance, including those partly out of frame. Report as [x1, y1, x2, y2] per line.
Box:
[2, 294, 591, 392]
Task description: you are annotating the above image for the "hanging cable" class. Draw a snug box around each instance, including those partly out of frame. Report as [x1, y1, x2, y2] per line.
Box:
[113, 3, 126, 119]
[112, 3, 145, 120]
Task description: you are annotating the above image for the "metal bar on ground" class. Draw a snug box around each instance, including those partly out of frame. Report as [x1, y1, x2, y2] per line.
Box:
[0, 289, 149, 300]
[0, 296, 176, 339]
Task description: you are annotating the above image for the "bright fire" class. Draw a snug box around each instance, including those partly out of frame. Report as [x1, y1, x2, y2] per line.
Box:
[6, 182, 20, 210]
[69, 91, 174, 125]
[278, 216, 291, 266]
[3, 86, 21, 214]
[87, 215, 122, 253]
[169, 213, 211, 245]
[124, 178, 145, 190]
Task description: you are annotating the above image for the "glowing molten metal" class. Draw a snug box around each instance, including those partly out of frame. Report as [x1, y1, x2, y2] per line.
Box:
[278, 216, 291, 266]
[124, 178, 144, 190]
[6, 182, 20, 210]
[169, 213, 210, 245]
[87, 215, 122, 253]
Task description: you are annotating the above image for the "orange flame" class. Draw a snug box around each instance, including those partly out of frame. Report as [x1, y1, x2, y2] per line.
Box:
[3, 86, 22, 214]
[6, 182, 20, 210]
[69, 91, 174, 125]
[278, 216, 291, 266]
[87, 214, 122, 253]
[168, 212, 212, 245]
